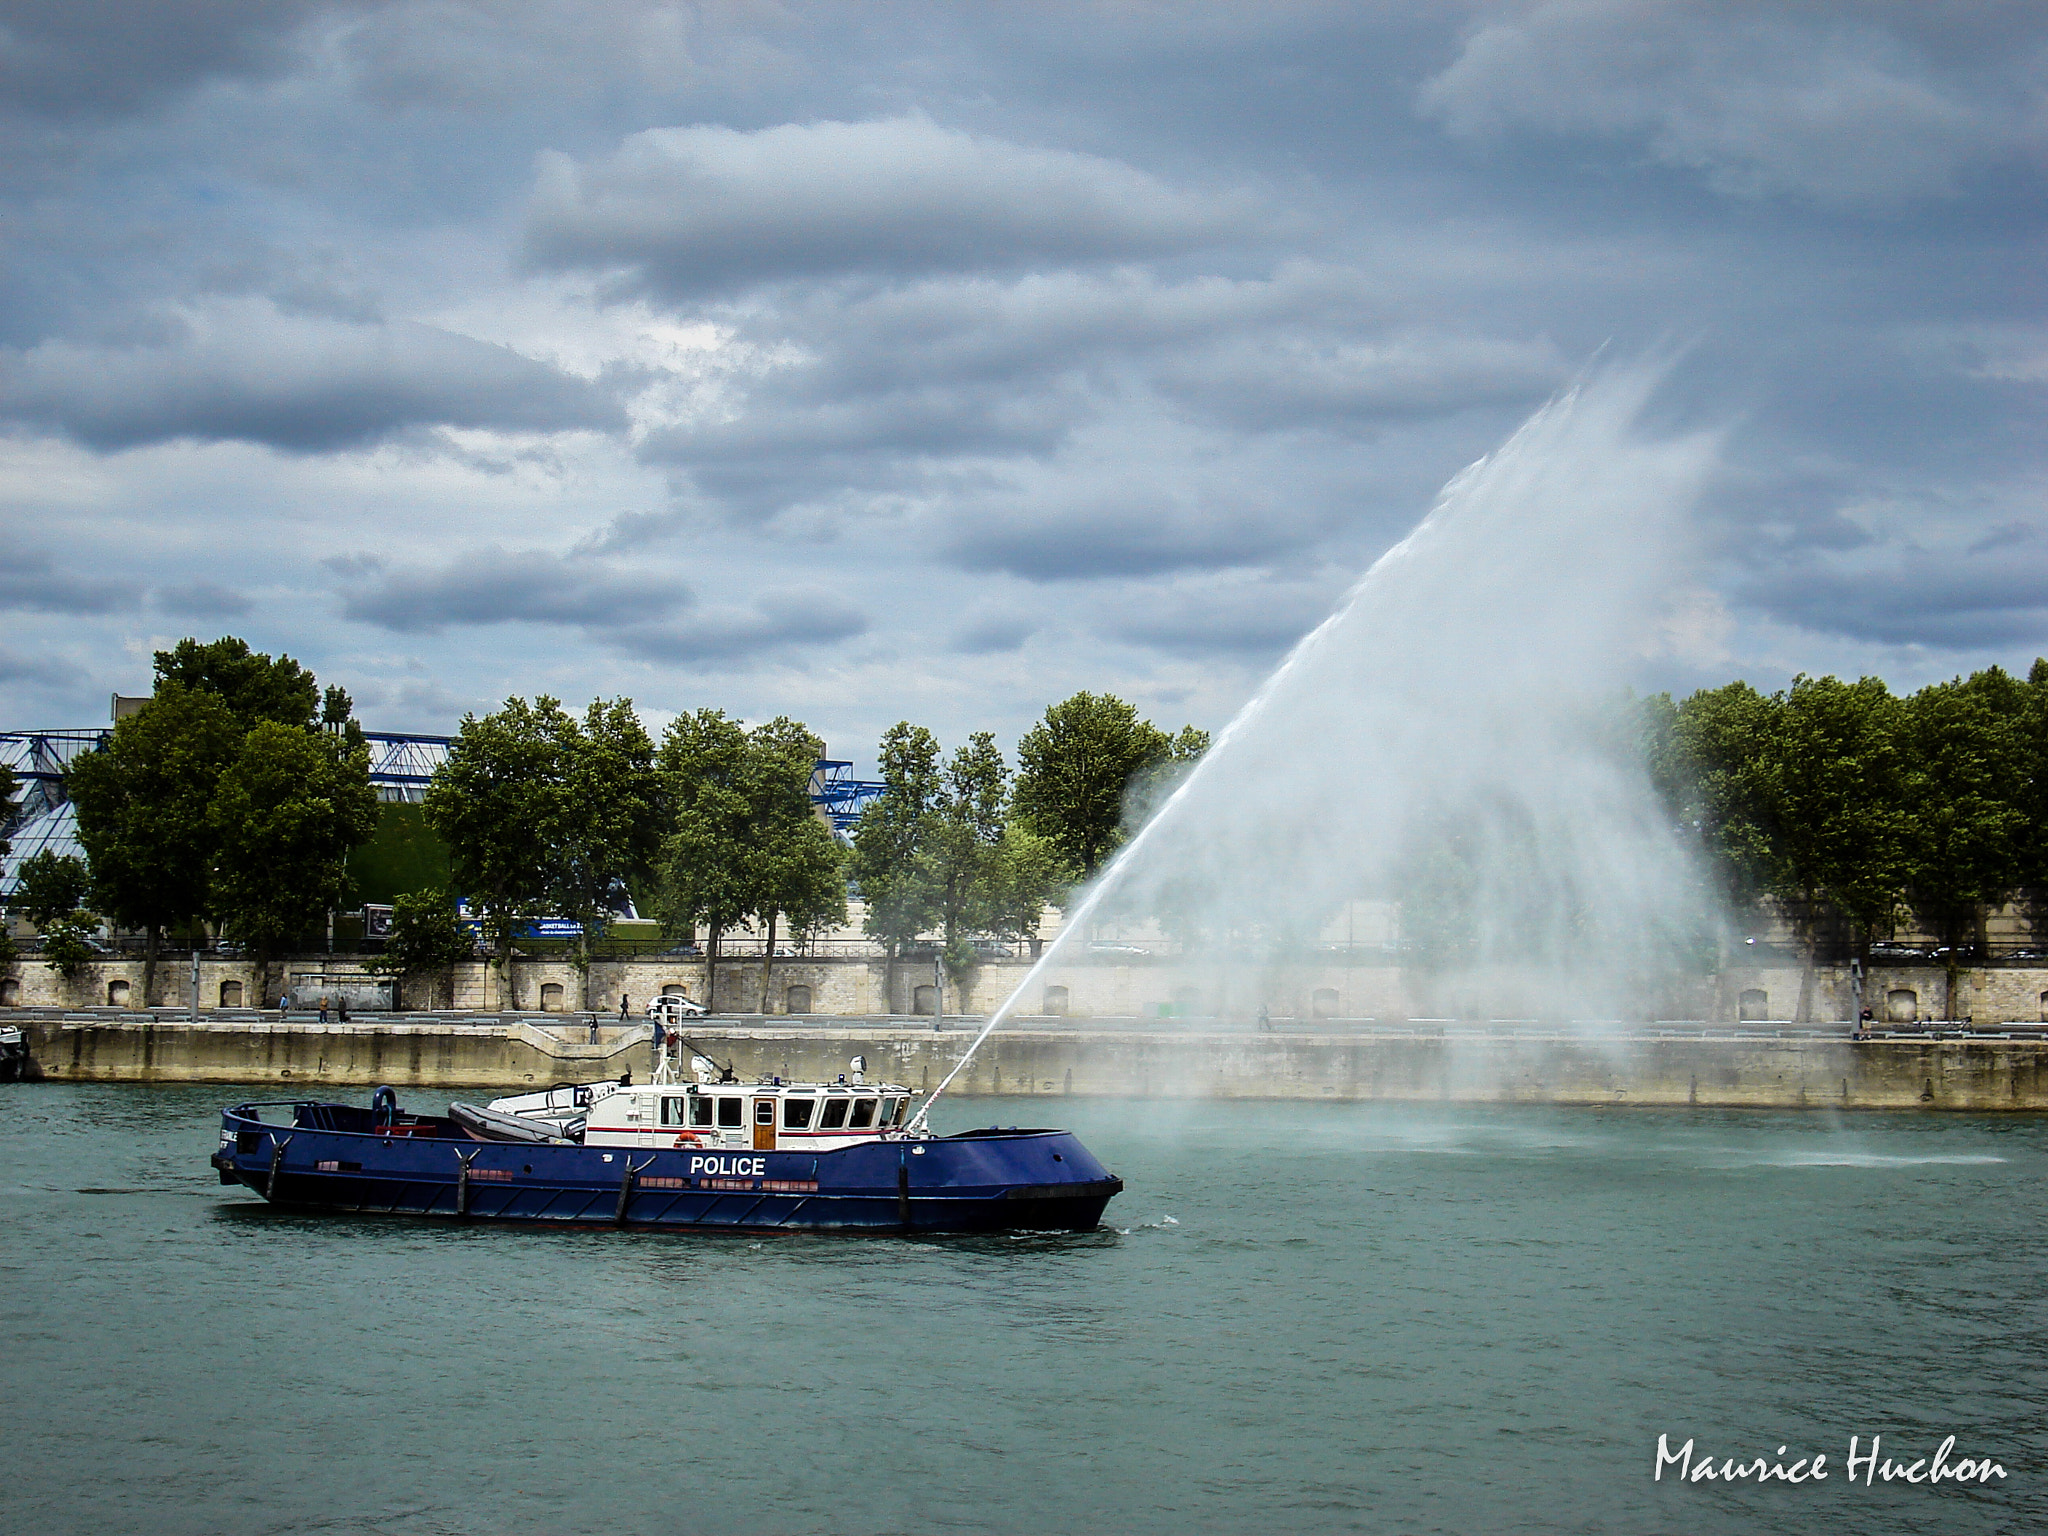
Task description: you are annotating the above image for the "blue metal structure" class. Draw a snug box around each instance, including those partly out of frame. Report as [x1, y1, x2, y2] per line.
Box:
[0, 729, 107, 895]
[810, 759, 887, 833]
[362, 731, 452, 803]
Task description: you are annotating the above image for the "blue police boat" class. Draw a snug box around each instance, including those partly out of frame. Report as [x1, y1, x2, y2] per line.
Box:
[209, 1048, 1122, 1233]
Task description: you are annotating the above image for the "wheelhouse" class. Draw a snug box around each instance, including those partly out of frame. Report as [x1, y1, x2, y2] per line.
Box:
[581, 1061, 915, 1152]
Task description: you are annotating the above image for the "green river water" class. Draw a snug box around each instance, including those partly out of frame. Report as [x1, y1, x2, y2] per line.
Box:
[1, 1082, 2040, 1535]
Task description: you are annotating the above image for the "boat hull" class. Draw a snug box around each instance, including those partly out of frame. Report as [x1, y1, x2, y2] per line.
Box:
[211, 1102, 1122, 1233]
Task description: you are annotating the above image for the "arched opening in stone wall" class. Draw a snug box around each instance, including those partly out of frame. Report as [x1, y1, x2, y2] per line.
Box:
[219, 980, 243, 1008]
[662, 983, 687, 998]
[1042, 984, 1069, 1015]
[2039, 990, 2048, 1023]
[540, 982, 565, 1012]
[107, 979, 130, 1007]
[912, 985, 936, 1015]
[1887, 988, 1918, 1023]
[0, 977, 17, 1007]
[785, 984, 812, 1014]
[1173, 985, 1202, 1015]
[1737, 988, 1768, 1022]
[1312, 987, 1340, 1018]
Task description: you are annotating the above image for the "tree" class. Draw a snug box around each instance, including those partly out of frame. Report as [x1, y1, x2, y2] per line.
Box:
[850, 722, 942, 1008]
[14, 850, 92, 929]
[153, 636, 318, 730]
[745, 717, 846, 1012]
[210, 721, 379, 1004]
[1901, 668, 2029, 1018]
[67, 684, 244, 1005]
[14, 851, 99, 983]
[425, 698, 565, 1009]
[546, 698, 661, 1009]
[654, 710, 759, 1012]
[1014, 692, 1204, 882]
[921, 732, 1016, 995]
[368, 887, 475, 1010]
[1667, 682, 1780, 909]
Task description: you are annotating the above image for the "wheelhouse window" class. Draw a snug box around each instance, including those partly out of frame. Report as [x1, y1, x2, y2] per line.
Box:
[716, 1097, 742, 1128]
[659, 1096, 690, 1127]
[879, 1096, 900, 1125]
[689, 1095, 714, 1127]
[849, 1097, 878, 1128]
[783, 1096, 815, 1129]
[891, 1097, 910, 1127]
[820, 1098, 850, 1130]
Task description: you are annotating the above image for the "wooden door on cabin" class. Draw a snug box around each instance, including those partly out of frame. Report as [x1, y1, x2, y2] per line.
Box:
[752, 1097, 777, 1151]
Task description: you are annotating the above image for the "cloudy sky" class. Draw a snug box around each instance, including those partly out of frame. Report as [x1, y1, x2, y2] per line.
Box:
[3, 1, 2044, 766]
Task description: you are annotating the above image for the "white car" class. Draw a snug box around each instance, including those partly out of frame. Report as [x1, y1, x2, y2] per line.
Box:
[646, 993, 707, 1023]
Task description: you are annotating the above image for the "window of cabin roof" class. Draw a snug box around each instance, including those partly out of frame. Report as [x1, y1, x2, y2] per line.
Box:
[783, 1096, 815, 1129]
[820, 1097, 850, 1129]
[849, 1097, 878, 1128]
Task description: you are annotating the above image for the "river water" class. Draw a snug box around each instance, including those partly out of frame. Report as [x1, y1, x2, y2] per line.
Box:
[2, 1082, 2041, 1535]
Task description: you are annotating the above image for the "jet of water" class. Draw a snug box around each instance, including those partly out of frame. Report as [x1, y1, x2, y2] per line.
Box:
[912, 360, 1720, 1127]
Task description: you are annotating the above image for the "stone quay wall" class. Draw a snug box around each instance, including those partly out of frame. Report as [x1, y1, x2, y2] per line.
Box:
[11, 1011, 2048, 1111]
[8, 949, 2048, 1026]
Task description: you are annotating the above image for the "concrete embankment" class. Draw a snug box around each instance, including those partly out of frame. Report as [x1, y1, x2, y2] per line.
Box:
[10, 1010, 2048, 1110]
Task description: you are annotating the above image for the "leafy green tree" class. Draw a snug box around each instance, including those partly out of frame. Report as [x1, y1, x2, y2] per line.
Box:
[14, 851, 99, 983]
[850, 722, 942, 1007]
[67, 684, 244, 1005]
[851, 723, 941, 952]
[14, 850, 92, 928]
[368, 887, 475, 1010]
[654, 711, 847, 1013]
[921, 732, 1018, 994]
[745, 718, 847, 1011]
[654, 710, 758, 1012]
[1902, 668, 2030, 1018]
[1014, 692, 1204, 881]
[210, 721, 379, 1003]
[547, 698, 661, 1008]
[1668, 682, 1781, 908]
[425, 698, 565, 1008]
[153, 636, 318, 729]
[1761, 675, 1911, 1018]
[38, 915, 101, 983]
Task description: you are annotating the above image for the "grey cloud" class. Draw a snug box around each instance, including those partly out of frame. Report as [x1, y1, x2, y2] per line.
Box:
[523, 116, 1259, 297]
[1419, 2, 2048, 208]
[337, 547, 867, 662]
[1155, 331, 1566, 433]
[0, 644, 88, 687]
[1739, 542, 2048, 648]
[0, 540, 133, 613]
[638, 267, 1561, 531]
[0, 303, 623, 453]
[949, 614, 1038, 655]
[611, 588, 869, 663]
[337, 547, 655, 634]
[0, 0, 345, 121]
[153, 580, 254, 619]
[1100, 576, 1344, 660]
[946, 482, 1312, 583]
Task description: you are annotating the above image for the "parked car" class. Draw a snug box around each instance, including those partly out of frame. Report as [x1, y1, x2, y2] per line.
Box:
[647, 993, 707, 1023]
